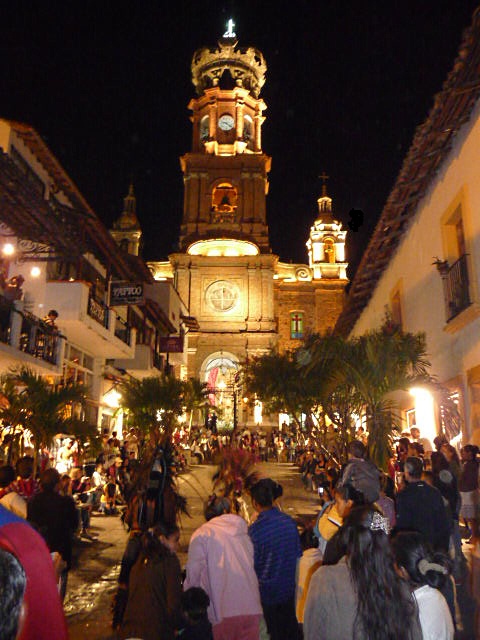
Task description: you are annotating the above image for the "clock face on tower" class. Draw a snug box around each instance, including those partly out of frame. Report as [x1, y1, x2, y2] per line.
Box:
[206, 280, 239, 312]
[218, 114, 235, 131]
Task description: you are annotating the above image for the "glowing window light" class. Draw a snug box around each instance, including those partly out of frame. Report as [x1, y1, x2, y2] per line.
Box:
[409, 387, 436, 444]
[254, 399, 263, 425]
[2, 243, 15, 256]
[103, 388, 122, 409]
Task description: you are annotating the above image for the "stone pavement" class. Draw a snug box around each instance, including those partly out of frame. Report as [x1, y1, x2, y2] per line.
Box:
[66, 462, 320, 640]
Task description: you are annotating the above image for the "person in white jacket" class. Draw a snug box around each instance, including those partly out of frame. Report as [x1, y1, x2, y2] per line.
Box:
[391, 531, 454, 640]
[0, 465, 26, 519]
[184, 496, 263, 640]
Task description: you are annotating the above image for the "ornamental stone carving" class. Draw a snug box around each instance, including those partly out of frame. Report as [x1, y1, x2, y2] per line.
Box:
[192, 37, 267, 98]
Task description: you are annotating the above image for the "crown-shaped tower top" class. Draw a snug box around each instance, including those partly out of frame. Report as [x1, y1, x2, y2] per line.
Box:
[191, 20, 267, 98]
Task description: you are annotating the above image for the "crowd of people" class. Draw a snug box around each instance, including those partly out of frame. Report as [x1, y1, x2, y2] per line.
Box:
[0, 420, 477, 639]
[108, 426, 478, 640]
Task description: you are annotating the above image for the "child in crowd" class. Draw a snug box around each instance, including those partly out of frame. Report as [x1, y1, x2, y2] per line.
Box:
[179, 587, 213, 640]
[101, 477, 118, 515]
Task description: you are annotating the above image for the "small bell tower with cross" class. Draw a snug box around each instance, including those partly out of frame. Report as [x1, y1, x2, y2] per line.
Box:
[306, 173, 348, 280]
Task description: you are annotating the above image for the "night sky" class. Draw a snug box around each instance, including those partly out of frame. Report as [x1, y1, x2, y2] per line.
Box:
[1, 1, 478, 280]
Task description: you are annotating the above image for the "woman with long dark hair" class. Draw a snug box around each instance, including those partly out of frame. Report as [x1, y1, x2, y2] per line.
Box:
[304, 506, 422, 640]
[391, 531, 453, 640]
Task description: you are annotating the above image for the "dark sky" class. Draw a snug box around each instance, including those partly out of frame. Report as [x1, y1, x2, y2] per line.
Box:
[1, 1, 478, 279]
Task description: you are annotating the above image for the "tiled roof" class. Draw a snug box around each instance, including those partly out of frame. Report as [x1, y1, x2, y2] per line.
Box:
[335, 6, 480, 336]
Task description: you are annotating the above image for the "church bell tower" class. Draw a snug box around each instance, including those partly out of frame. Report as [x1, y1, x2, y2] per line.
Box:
[169, 21, 277, 428]
[179, 20, 271, 253]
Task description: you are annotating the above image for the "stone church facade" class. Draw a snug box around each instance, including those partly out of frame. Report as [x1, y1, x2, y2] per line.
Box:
[149, 27, 348, 428]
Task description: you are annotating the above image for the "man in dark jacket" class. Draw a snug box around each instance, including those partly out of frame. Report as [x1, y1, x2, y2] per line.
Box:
[396, 456, 451, 551]
[27, 468, 78, 600]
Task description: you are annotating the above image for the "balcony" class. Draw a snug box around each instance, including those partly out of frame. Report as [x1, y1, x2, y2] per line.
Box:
[44, 281, 135, 359]
[0, 296, 64, 374]
[443, 255, 471, 322]
[114, 343, 164, 378]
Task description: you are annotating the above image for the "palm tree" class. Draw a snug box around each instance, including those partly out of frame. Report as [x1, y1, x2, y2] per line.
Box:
[307, 321, 431, 469]
[244, 351, 317, 433]
[183, 377, 209, 433]
[119, 374, 187, 447]
[1, 367, 88, 469]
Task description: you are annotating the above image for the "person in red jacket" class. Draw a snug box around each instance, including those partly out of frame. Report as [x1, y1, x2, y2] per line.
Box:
[0, 504, 68, 640]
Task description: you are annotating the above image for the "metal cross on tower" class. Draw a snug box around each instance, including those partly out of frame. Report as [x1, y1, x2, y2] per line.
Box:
[223, 18, 236, 39]
[319, 171, 330, 196]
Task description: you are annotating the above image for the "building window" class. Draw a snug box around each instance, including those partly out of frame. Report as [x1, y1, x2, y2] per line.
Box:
[324, 238, 335, 263]
[440, 204, 471, 321]
[211, 182, 238, 223]
[290, 311, 304, 339]
[390, 283, 403, 330]
[243, 115, 254, 150]
[200, 115, 210, 142]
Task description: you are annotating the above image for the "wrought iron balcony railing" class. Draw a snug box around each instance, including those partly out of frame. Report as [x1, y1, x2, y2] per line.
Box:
[442, 254, 471, 321]
[0, 295, 61, 365]
[114, 315, 131, 346]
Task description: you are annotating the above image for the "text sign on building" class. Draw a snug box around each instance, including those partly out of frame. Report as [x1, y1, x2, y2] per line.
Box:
[159, 336, 184, 353]
[110, 281, 145, 306]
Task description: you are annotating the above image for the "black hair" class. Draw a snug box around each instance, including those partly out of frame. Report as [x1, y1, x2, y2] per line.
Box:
[463, 444, 479, 457]
[404, 456, 423, 479]
[300, 526, 319, 551]
[347, 440, 366, 459]
[15, 456, 34, 480]
[250, 478, 283, 507]
[433, 434, 448, 450]
[397, 437, 411, 452]
[0, 465, 15, 488]
[335, 482, 366, 506]
[181, 587, 210, 622]
[340, 506, 418, 640]
[142, 521, 180, 558]
[204, 495, 231, 521]
[0, 549, 26, 640]
[391, 531, 450, 590]
[40, 468, 60, 491]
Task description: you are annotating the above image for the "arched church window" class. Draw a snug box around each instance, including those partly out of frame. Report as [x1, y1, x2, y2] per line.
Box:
[120, 238, 129, 253]
[200, 115, 210, 142]
[324, 238, 335, 263]
[212, 182, 238, 213]
[204, 354, 239, 430]
[243, 115, 254, 149]
[290, 311, 304, 339]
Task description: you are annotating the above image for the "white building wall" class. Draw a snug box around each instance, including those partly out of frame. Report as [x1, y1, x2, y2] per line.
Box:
[351, 100, 480, 441]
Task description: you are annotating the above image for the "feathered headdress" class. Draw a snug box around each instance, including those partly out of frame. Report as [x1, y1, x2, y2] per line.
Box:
[212, 447, 261, 499]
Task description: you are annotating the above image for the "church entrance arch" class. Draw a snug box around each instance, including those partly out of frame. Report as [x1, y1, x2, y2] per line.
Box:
[201, 351, 239, 431]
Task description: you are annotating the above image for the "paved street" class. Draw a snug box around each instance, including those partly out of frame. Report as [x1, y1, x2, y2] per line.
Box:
[66, 461, 319, 640]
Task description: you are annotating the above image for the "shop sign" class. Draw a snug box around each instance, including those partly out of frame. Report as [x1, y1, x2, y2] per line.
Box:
[159, 336, 184, 353]
[110, 282, 145, 306]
